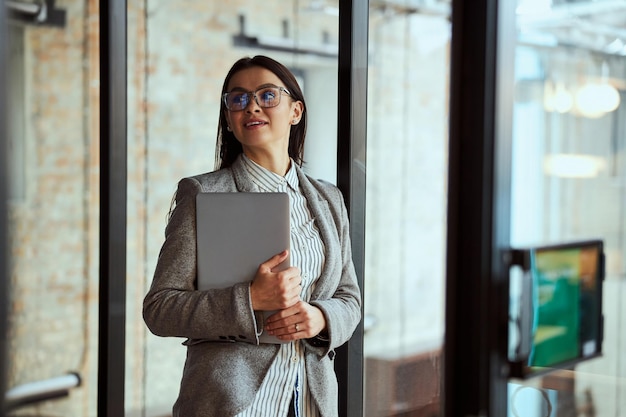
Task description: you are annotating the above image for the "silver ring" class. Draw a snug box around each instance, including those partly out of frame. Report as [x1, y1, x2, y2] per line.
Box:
[295, 323, 299, 332]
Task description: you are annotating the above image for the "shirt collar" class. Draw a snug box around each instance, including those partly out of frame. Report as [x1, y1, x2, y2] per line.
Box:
[241, 154, 299, 192]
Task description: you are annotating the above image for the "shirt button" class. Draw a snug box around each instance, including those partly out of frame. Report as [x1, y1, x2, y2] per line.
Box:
[292, 356, 298, 363]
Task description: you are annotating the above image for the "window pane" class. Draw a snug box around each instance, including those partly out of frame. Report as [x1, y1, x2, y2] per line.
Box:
[126, 1, 339, 414]
[6, 3, 99, 415]
[364, 3, 451, 416]
[507, 0, 626, 415]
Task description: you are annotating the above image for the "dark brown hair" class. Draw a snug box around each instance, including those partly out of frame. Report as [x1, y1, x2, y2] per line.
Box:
[215, 56, 308, 169]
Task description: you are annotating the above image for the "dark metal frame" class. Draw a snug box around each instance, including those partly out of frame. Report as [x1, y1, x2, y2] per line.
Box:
[336, 0, 368, 416]
[1, 2, 9, 415]
[444, 0, 515, 415]
[97, 1, 127, 416]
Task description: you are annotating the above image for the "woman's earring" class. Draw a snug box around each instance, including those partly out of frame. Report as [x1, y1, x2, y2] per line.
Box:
[227, 126, 232, 132]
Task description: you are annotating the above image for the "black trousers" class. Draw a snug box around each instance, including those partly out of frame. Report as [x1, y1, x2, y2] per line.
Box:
[287, 395, 296, 417]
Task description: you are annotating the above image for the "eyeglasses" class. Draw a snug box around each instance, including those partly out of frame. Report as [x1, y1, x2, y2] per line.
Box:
[223, 86, 291, 112]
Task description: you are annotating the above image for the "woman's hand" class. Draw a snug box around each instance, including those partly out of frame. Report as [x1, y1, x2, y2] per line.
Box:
[250, 250, 302, 311]
[264, 301, 327, 341]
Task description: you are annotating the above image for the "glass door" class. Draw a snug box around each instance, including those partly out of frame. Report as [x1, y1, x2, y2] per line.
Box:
[445, 0, 625, 415]
[505, 1, 626, 416]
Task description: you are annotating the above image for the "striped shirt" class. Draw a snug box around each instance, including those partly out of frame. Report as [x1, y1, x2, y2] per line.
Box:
[236, 155, 325, 417]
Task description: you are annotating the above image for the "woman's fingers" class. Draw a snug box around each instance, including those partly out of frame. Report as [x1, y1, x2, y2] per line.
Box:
[264, 302, 327, 340]
[250, 250, 302, 310]
[261, 249, 289, 272]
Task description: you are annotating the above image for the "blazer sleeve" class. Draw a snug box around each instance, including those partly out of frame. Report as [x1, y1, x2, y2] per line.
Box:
[143, 177, 264, 344]
[307, 184, 362, 354]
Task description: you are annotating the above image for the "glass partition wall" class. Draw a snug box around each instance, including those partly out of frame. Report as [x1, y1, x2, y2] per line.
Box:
[506, 1, 626, 416]
[364, 2, 450, 416]
[5, 1, 100, 415]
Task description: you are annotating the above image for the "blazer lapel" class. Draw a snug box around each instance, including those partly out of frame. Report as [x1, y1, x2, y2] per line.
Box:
[230, 155, 260, 192]
[295, 168, 339, 299]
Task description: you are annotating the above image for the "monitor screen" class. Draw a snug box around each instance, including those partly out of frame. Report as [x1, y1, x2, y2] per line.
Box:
[509, 240, 604, 378]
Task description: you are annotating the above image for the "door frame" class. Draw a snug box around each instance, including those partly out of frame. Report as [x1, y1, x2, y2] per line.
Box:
[336, 0, 368, 416]
[98, 1, 127, 416]
[444, 0, 516, 415]
[95, 0, 368, 415]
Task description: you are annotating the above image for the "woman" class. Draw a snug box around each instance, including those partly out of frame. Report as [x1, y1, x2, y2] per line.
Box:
[143, 55, 362, 417]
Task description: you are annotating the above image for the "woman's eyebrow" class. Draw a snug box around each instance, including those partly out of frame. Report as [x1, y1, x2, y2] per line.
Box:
[256, 83, 280, 89]
[227, 83, 280, 92]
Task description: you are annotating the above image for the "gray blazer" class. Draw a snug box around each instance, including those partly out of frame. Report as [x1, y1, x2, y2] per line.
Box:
[143, 155, 362, 417]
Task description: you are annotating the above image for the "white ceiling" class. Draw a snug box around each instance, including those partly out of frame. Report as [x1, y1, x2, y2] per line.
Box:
[518, 0, 626, 55]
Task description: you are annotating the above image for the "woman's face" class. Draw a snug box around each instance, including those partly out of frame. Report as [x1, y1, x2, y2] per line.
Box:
[224, 66, 303, 161]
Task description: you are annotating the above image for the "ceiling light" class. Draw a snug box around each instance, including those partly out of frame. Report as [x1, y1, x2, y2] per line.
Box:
[544, 154, 606, 178]
[544, 81, 573, 113]
[574, 82, 621, 118]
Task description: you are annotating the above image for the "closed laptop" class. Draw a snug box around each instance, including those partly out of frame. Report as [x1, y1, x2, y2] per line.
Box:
[195, 192, 290, 344]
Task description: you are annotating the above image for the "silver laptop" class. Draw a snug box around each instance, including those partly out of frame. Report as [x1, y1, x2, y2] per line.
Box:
[196, 192, 290, 344]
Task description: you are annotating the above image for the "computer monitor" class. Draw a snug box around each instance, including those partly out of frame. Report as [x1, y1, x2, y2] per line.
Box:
[508, 240, 604, 379]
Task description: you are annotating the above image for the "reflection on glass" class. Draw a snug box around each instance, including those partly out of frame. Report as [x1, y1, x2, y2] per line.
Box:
[508, 0, 626, 415]
[6, 2, 100, 415]
[364, 2, 450, 416]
